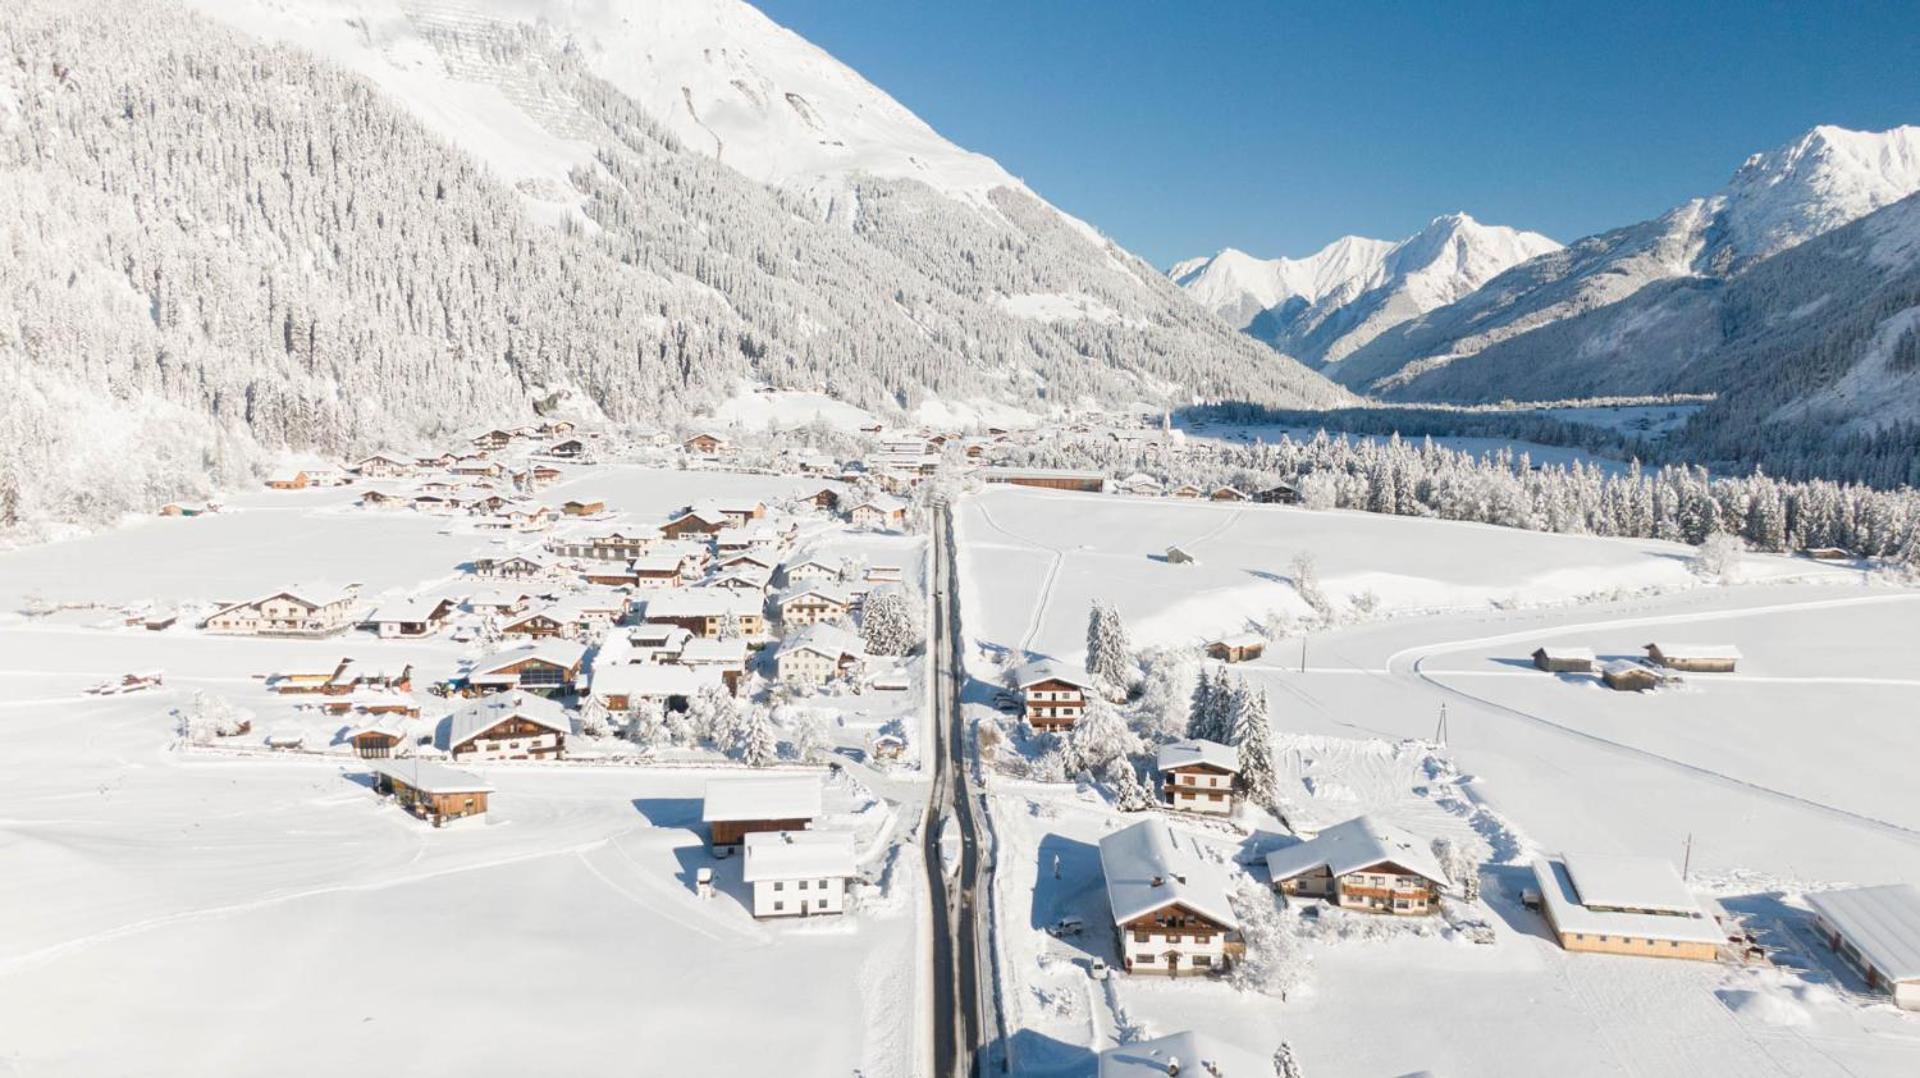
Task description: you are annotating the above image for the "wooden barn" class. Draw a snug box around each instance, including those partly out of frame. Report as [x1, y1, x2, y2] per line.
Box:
[370, 760, 492, 826]
[703, 775, 822, 849]
[1532, 645, 1596, 673]
[1600, 659, 1672, 692]
[1205, 633, 1265, 663]
[979, 467, 1106, 493]
[1644, 643, 1740, 673]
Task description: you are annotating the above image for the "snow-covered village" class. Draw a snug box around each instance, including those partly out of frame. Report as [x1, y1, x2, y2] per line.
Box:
[4, 1, 1920, 1076]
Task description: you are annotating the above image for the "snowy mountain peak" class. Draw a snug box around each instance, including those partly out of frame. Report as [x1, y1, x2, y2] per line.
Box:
[1718, 124, 1920, 264]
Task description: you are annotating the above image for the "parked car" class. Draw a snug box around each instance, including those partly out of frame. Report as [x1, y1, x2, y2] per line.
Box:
[1046, 916, 1084, 937]
[1087, 957, 1109, 980]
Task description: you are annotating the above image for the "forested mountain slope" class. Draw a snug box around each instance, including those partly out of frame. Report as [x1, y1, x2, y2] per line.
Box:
[0, 0, 1343, 531]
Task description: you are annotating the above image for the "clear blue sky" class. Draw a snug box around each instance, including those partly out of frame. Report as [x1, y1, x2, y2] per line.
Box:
[752, 0, 1920, 267]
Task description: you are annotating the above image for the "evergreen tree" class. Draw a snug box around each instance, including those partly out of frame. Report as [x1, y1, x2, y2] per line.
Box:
[1069, 695, 1136, 775]
[740, 705, 778, 767]
[860, 588, 917, 656]
[1230, 682, 1277, 806]
[1084, 600, 1135, 696]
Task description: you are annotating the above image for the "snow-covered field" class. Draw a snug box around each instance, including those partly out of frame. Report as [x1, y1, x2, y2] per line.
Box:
[0, 463, 926, 1077]
[954, 486, 1920, 1075]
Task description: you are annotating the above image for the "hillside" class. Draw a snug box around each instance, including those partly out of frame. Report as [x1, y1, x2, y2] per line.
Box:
[1331, 125, 1920, 394]
[1172, 214, 1558, 366]
[0, 0, 1346, 532]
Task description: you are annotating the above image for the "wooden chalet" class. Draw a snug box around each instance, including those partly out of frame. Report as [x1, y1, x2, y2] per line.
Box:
[1154, 739, 1239, 816]
[1267, 816, 1450, 916]
[682, 432, 729, 455]
[370, 760, 492, 825]
[204, 583, 360, 637]
[774, 585, 854, 628]
[1204, 633, 1264, 663]
[1209, 486, 1250, 502]
[1099, 818, 1239, 976]
[660, 507, 730, 539]
[703, 776, 822, 848]
[346, 721, 409, 759]
[470, 429, 514, 450]
[446, 691, 569, 760]
[466, 642, 586, 696]
[847, 496, 908, 530]
[1253, 482, 1301, 505]
[561, 499, 606, 517]
[366, 597, 456, 639]
[1012, 659, 1092, 732]
[500, 610, 569, 639]
[471, 554, 551, 580]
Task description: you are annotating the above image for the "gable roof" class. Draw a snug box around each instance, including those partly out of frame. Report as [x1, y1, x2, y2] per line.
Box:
[1265, 815, 1449, 888]
[470, 640, 587, 676]
[703, 776, 822, 824]
[369, 759, 491, 796]
[588, 662, 719, 699]
[1154, 739, 1239, 775]
[446, 691, 571, 748]
[780, 624, 866, 662]
[742, 830, 857, 882]
[1012, 658, 1092, 690]
[1098, 817, 1237, 929]
[1805, 883, 1920, 983]
[1530, 856, 1723, 945]
[1562, 853, 1705, 914]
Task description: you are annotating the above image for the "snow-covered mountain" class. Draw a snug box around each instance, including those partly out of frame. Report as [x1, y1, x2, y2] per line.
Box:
[1171, 214, 1559, 365]
[0, 0, 1347, 532]
[1332, 124, 1920, 394]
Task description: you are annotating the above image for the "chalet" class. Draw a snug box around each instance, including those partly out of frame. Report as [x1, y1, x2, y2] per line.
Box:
[980, 467, 1107, 493]
[365, 597, 456, 639]
[774, 584, 855, 627]
[1253, 482, 1302, 505]
[1805, 884, 1920, 1011]
[1209, 486, 1250, 502]
[782, 557, 842, 585]
[538, 420, 577, 438]
[1600, 659, 1672, 692]
[354, 454, 414, 478]
[548, 528, 659, 562]
[345, 720, 410, 759]
[544, 439, 588, 460]
[1267, 816, 1450, 916]
[1099, 817, 1239, 976]
[1204, 633, 1264, 663]
[265, 472, 312, 490]
[1529, 854, 1724, 961]
[204, 583, 361, 637]
[744, 831, 857, 918]
[581, 564, 638, 588]
[326, 659, 413, 695]
[1114, 473, 1164, 497]
[500, 610, 569, 640]
[710, 566, 773, 595]
[714, 523, 785, 556]
[1644, 643, 1740, 673]
[446, 691, 570, 760]
[466, 641, 585, 696]
[1154, 740, 1239, 815]
[641, 591, 766, 638]
[630, 553, 694, 589]
[466, 590, 532, 617]
[1169, 484, 1204, 499]
[682, 432, 729, 455]
[800, 487, 842, 512]
[561, 499, 606, 517]
[1801, 546, 1853, 561]
[1532, 645, 1596, 673]
[717, 550, 779, 575]
[357, 489, 405, 509]
[1012, 659, 1092, 732]
[710, 499, 768, 526]
[775, 626, 867, 688]
[703, 775, 822, 848]
[471, 554, 552, 580]
[625, 622, 694, 661]
[660, 507, 731, 540]
[470, 429, 514, 450]
[369, 759, 492, 826]
[1096, 1032, 1265, 1078]
[451, 458, 506, 478]
[847, 496, 908, 531]
[587, 661, 720, 712]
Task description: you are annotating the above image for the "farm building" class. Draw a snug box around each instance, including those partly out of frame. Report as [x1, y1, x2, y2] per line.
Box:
[980, 467, 1107, 493]
[703, 776, 822, 849]
[500, 610, 569, 640]
[742, 830, 857, 919]
[1209, 486, 1250, 502]
[560, 499, 605, 516]
[1529, 854, 1724, 961]
[1164, 545, 1196, 565]
[1154, 739, 1239, 816]
[1254, 482, 1301, 505]
[1644, 643, 1740, 673]
[1266, 816, 1450, 916]
[1205, 633, 1264, 663]
[446, 691, 570, 761]
[1098, 817, 1239, 976]
[345, 720, 409, 759]
[1599, 659, 1673, 692]
[1532, 645, 1596, 673]
[1011, 659, 1092, 732]
[370, 760, 493, 825]
[466, 642, 586, 695]
[1096, 1031, 1265, 1078]
[1805, 883, 1920, 1010]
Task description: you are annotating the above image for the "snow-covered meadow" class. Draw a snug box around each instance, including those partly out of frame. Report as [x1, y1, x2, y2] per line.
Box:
[954, 485, 1920, 1076]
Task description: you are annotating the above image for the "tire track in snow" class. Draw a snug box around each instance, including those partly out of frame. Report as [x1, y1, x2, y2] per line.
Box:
[971, 496, 1065, 657]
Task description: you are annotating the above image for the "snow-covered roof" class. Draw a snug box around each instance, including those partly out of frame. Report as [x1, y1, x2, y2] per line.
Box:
[1012, 658, 1091, 689]
[850, 495, 907, 513]
[471, 641, 587, 676]
[631, 553, 691, 572]
[1533, 645, 1596, 660]
[1265, 815, 1449, 888]
[1562, 853, 1700, 914]
[641, 591, 764, 619]
[368, 597, 450, 623]
[1209, 631, 1264, 648]
[679, 638, 750, 665]
[1645, 643, 1743, 660]
[703, 776, 823, 824]
[1530, 857, 1723, 945]
[369, 759, 492, 796]
[1600, 658, 1667, 678]
[589, 662, 719, 698]
[1098, 817, 1237, 929]
[1097, 1031, 1266, 1078]
[447, 692, 571, 748]
[1805, 883, 1920, 983]
[742, 830, 857, 882]
[776, 583, 855, 608]
[1154, 739, 1239, 775]
[780, 624, 866, 661]
[627, 623, 694, 649]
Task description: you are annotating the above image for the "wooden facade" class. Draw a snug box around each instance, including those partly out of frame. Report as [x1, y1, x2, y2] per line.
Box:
[1205, 639, 1264, 663]
[1532, 648, 1594, 673]
[1161, 764, 1234, 815]
[350, 730, 405, 758]
[450, 716, 565, 760]
[1278, 859, 1443, 916]
[1024, 678, 1086, 732]
[375, 774, 489, 824]
[1117, 904, 1234, 976]
[711, 817, 813, 848]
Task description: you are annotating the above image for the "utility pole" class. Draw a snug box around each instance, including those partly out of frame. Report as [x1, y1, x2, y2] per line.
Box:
[1299, 633, 1308, 674]
[1433, 702, 1448, 747]
[1681, 833, 1694, 881]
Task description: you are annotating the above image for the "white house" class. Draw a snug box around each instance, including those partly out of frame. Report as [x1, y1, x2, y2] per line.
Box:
[1154, 739, 1239, 816]
[445, 691, 570, 760]
[204, 583, 362, 637]
[782, 557, 842, 585]
[776, 625, 868, 688]
[364, 597, 456, 639]
[1266, 815, 1450, 916]
[1011, 659, 1092, 732]
[742, 830, 857, 919]
[1805, 883, 1920, 1010]
[774, 584, 856, 628]
[847, 495, 907, 530]
[1098, 817, 1238, 976]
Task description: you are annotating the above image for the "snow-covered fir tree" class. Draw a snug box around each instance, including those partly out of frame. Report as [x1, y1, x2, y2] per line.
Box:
[860, 588, 918, 656]
[1084, 600, 1135, 697]
[1105, 758, 1157, 812]
[739, 705, 779, 768]
[578, 695, 611, 738]
[1068, 695, 1136, 775]
[627, 697, 667, 749]
[1230, 682, 1278, 806]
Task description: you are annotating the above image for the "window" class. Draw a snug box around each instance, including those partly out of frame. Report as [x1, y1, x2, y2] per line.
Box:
[774, 882, 784, 891]
[1136, 954, 1155, 964]
[1134, 931, 1149, 943]
[817, 899, 828, 909]
[1194, 955, 1212, 967]
[1166, 935, 1182, 944]
[774, 902, 784, 912]
[798, 880, 809, 890]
